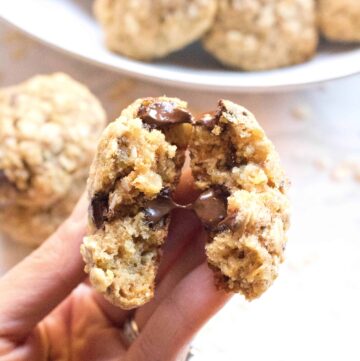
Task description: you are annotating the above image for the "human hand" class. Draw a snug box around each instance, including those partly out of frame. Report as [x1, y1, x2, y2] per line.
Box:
[0, 170, 231, 361]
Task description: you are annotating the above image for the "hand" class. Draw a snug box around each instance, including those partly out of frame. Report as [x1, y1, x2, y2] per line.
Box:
[0, 170, 231, 361]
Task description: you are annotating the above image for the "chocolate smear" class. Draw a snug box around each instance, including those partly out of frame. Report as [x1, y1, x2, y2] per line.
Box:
[91, 192, 109, 229]
[138, 101, 192, 129]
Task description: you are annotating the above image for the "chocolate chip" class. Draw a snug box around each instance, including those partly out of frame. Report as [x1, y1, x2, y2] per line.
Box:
[192, 187, 229, 228]
[195, 100, 228, 130]
[196, 110, 221, 130]
[90, 192, 109, 229]
[144, 188, 176, 224]
[138, 101, 192, 129]
[226, 143, 238, 169]
[144, 188, 191, 225]
[215, 214, 237, 232]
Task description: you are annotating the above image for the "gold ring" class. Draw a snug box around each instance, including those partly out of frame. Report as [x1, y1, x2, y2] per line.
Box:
[121, 317, 140, 346]
[122, 317, 196, 360]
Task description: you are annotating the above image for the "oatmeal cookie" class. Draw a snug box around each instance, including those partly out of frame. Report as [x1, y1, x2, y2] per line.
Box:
[0, 177, 85, 247]
[189, 100, 290, 299]
[81, 97, 192, 309]
[82, 98, 290, 308]
[0, 73, 106, 245]
[94, 0, 217, 60]
[318, 0, 360, 42]
[203, 0, 318, 70]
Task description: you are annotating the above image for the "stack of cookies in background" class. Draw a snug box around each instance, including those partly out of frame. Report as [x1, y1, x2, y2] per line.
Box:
[0, 73, 106, 246]
[94, 0, 360, 71]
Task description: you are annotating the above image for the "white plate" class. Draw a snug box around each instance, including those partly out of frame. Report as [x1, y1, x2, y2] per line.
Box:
[1, 0, 360, 92]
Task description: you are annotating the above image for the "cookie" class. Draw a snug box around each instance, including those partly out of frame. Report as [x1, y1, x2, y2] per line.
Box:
[318, 0, 360, 42]
[203, 0, 318, 70]
[81, 97, 192, 309]
[0, 73, 106, 245]
[189, 100, 290, 299]
[82, 97, 290, 309]
[0, 177, 85, 247]
[94, 0, 217, 60]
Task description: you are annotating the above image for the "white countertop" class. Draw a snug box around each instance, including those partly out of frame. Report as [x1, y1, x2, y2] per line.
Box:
[1, 20, 360, 361]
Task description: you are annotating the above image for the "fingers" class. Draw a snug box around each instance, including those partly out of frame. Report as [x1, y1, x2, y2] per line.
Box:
[156, 208, 202, 281]
[91, 170, 202, 326]
[134, 228, 207, 328]
[173, 166, 200, 205]
[125, 263, 232, 361]
[0, 194, 87, 340]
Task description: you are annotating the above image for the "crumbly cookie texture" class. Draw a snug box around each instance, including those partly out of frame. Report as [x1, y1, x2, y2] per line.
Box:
[81, 97, 192, 309]
[0, 73, 106, 208]
[318, 0, 360, 42]
[94, 0, 217, 60]
[203, 0, 318, 70]
[0, 73, 106, 245]
[0, 177, 85, 247]
[189, 100, 290, 300]
[82, 98, 290, 308]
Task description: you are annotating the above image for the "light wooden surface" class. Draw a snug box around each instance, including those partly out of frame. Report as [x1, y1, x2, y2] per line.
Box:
[1, 20, 359, 361]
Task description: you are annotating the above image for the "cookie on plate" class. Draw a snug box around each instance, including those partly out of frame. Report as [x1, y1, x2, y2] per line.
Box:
[203, 0, 318, 70]
[81, 97, 192, 309]
[189, 100, 290, 299]
[94, 0, 217, 60]
[82, 97, 290, 309]
[0, 73, 106, 246]
[318, 0, 360, 42]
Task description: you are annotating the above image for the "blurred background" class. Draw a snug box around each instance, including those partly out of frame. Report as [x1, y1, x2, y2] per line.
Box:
[1, 3, 360, 360]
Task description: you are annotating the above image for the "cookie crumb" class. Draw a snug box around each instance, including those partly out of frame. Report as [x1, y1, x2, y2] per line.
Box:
[314, 156, 331, 171]
[291, 104, 312, 121]
[353, 166, 360, 183]
[331, 165, 351, 182]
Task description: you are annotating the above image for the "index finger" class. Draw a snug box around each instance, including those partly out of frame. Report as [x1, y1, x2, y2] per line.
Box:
[0, 194, 87, 341]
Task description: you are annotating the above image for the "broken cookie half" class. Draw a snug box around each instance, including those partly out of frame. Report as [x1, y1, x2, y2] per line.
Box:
[81, 97, 290, 309]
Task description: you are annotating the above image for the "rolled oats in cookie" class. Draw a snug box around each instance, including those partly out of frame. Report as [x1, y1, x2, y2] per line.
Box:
[81, 97, 192, 309]
[318, 0, 360, 42]
[203, 0, 318, 70]
[94, 0, 217, 60]
[189, 100, 290, 300]
[0, 73, 106, 245]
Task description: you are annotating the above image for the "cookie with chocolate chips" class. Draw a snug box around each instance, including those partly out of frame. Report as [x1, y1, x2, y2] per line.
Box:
[82, 97, 290, 309]
[81, 97, 192, 309]
[189, 100, 290, 300]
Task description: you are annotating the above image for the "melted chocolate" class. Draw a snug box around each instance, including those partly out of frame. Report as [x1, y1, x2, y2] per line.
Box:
[215, 214, 237, 232]
[144, 188, 190, 225]
[195, 101, 227, 130]
[193, 188, 229, 228]
[143, 186, 234, 230]
[91, 192, 109, 229]
[138, 101, 192, 129]
[196, 111, 220, 129]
